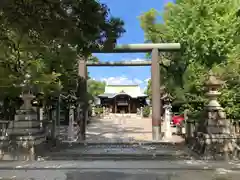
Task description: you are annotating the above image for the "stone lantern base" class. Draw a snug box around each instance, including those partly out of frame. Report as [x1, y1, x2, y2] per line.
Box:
[191, 132, 240, 160]
[0, 93, 46, 160]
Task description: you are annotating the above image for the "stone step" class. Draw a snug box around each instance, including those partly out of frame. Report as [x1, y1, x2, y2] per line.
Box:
[44, 153, 191, 161]
[40, 142, 190, 161]
[57, 141, 183, 147]
[42, 145, 191, 161]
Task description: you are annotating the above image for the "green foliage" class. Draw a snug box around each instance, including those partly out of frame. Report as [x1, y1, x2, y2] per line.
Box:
[212, 48, 240, 119]
[0, 0, 125, 101]
[142, 106, 150, 118]
[95, 107, 103, 115]
[140, 0, 240, 119]
[87, 79, 105, 100]
[144, 79, 152, 101]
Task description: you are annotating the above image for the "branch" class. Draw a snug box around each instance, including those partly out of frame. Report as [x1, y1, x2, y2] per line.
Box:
[159, 62, 169, 70]
[15, 32, 24, 72]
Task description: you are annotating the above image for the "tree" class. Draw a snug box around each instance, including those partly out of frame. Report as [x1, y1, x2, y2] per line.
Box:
[87, 79, 105, 100]
[0, 0, 125, 119]
[144, 79, 152, 101]
[140, 0, 240, 118]
[0, 0, 125, 97]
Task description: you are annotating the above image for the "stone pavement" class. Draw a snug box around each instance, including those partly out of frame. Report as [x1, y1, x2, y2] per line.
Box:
[85, 113, 184, 143]
[36, 114, 187, 161]
[0, 160, 240, 180]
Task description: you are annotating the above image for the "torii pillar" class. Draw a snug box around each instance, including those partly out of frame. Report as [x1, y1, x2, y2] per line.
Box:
[151, 48, 162, 140]
[78, 57, 88, 140]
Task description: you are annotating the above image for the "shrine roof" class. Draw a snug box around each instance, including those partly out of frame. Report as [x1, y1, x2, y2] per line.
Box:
[99, 84, 147, 98]
[98, 93, 147, 98]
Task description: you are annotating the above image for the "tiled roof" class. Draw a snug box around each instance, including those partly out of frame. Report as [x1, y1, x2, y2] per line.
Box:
[98, 93, 147, 98]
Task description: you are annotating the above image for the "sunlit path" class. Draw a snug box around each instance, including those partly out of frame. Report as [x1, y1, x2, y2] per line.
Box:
[86, 113, 183, 143]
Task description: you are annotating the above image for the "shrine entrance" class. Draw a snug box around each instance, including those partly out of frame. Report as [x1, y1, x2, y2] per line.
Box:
[77, 43, 180, 141]
[115, 94, 131, 113]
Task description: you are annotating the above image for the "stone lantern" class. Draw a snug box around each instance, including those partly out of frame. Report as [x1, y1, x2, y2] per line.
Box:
[204, 72, 237, 159]
[4, 74, 45, 160]
[205, 72, 228, 134]
[190, 72, 239, 160]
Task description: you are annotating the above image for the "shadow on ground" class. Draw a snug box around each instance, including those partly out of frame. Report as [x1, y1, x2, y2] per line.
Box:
[37, 118, 189, 161]
[57, 115, 152, 143]
[85, 116, 147, 142]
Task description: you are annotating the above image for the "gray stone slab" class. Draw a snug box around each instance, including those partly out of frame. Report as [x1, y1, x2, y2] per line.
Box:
[0, 160, 240, 180]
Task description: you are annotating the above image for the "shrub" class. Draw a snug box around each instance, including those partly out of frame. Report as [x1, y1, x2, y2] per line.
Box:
[95, 107, 103, 115]
[142, 106, 150, 117]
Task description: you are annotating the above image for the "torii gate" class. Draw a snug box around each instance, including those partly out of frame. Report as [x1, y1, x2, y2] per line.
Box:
[78, 43, 180, 141]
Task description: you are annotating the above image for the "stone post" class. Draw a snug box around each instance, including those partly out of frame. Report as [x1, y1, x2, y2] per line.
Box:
[50, 105, 56, 141]
[184, 109, 192, 142]
[38, 108, 43, 129]
[68, 106, 75, 141]
[140, 107, 143, 118]
[92, 106, 96, 116]
[56, 96, 60, 136]
[163, 104, 172, 139]
[162, 93, 173, 139]
[103, 107, 106, 116]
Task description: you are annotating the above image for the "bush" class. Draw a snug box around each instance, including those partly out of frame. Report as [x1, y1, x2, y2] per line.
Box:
[95, 107, 103, 115]
[142, 106, 150, 117]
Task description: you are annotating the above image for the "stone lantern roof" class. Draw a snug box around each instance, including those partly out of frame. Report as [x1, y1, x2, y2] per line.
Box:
[205, 72, 224, 87]
[161, 93, 173, 101]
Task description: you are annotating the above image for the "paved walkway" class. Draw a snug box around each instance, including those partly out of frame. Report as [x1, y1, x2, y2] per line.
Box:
[1, 160, 240, 180]
[39, 114, 188, 161]
[86, 113, 184, 143]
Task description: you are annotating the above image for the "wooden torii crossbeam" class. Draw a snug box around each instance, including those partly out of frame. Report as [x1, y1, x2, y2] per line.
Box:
[78, 43, 181, 141]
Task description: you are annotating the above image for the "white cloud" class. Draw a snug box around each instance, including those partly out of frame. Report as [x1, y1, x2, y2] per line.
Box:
[130, 58, 148, 62]
[100, 76, 143, 85]
[122, 58, 150, 62]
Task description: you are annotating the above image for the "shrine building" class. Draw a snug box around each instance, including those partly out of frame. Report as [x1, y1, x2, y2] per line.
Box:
[98, 84, 148, 113]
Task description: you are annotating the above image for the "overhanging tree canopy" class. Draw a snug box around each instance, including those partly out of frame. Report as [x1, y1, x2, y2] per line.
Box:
[0, 0, 125, 98]
[140, 0, 240, 119]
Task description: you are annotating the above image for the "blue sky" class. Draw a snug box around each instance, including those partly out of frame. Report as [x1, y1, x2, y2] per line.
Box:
[89, 0, 172, 92]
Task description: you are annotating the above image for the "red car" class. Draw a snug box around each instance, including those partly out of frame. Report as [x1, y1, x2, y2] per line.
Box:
[172, 114, 184, 126]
